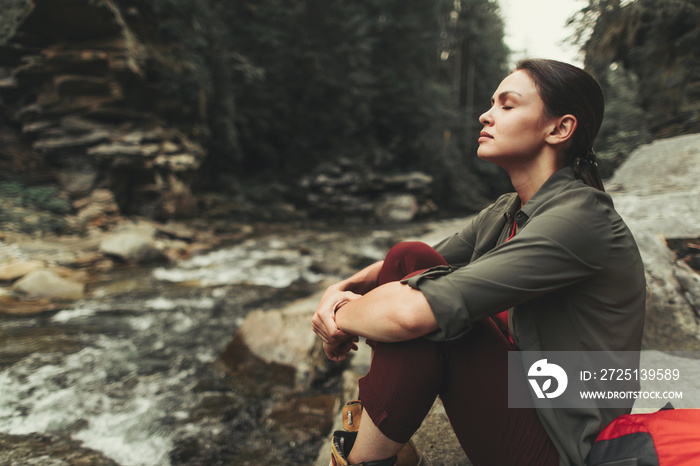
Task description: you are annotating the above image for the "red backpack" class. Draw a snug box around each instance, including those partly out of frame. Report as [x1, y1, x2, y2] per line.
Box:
[588, 404, 700, 466]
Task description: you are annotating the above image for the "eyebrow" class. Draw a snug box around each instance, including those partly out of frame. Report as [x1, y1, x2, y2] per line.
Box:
[490, 90, 523, 104]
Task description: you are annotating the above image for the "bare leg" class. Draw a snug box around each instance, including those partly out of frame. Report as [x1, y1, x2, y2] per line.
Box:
[347, 410, 404, 463]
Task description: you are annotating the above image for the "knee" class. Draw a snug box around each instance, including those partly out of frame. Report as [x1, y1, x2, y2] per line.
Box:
[384, 241, 434, 262]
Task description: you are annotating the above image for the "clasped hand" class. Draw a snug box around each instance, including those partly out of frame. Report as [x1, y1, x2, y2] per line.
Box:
[311, 287, 361, 361]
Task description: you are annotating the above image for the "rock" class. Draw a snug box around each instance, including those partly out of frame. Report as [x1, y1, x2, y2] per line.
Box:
[608, 134, 700, 238]
[12, 269, 84, 301]
[0, 259, 45, 281]
[33, 129, 112, 151]
[375, 193, 419, 223]
[0, 432, 118, 466]
[224, 284, 469, 465]
[412, 401, 471, 466]
[0, 325, 81, 368]
[153, 173, 198, 219]
[226, 288, 327, 386]
[99, 230, 166, 264]
[0, 0, 33, 47]
[607, 134, 700, 349]
[0, 294, 57, 316]
[73, 188, 120, 229]
[0, 0, 206, 218]
[58, 168, 98, 196]
[70, 251, 105, 268]
[301, 162, 435, 222]
[156, 222, 197, 242]
[675, 260, 700, 313]
[87, 142, 161, 157]
[630, 230, 700, 349]
[269, 394, 337, 447]
[217, 335, 297, 398]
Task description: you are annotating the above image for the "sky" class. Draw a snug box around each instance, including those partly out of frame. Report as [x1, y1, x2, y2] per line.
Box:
[498, 0, 588, 67]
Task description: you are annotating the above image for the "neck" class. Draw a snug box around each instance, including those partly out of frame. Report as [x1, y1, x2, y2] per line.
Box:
[506, 155, 560, 205]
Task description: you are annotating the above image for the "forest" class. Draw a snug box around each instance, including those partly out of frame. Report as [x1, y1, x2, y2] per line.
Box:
[0, 0, 699, 229]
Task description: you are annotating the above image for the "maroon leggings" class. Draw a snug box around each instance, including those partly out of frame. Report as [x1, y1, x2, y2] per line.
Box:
[358, 242, 559, 466]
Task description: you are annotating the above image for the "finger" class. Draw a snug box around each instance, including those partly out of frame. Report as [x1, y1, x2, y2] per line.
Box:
[325, 347, 347, 362]
[311, 320, 333, 343]
[312, 309, 341, 342]
[313, 326, 332, 344]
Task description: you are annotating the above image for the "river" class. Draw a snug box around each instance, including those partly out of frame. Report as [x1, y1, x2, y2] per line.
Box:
[0, 219, 460, 465]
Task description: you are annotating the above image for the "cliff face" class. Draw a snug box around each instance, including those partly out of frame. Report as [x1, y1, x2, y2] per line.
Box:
[0, 0, 204, 219]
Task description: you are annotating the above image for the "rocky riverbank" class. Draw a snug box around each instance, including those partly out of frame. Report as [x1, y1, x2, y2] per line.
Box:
[0, 209, 252, 317]
[0, 202, 448, 465]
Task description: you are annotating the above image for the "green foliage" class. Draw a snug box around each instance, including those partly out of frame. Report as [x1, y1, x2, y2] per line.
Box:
[0, 181, 70, 214]
[572, 0, 700, 157]
[595, 64, 651, 178]
[0, 181, 70, 234]
[434, 0, 511, 203]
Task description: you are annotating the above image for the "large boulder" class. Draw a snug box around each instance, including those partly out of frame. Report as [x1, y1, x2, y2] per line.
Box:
[607, 134, 700, 349]
[12, 269, 84, 301]
[99, 230, 166, 264]
[0, 259, 44, 281]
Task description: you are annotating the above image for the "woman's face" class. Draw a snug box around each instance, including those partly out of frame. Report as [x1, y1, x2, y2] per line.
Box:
[477, 70, 554, 166]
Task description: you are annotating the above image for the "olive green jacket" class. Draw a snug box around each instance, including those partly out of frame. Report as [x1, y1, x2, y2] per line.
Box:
[404, 167, 646, 466]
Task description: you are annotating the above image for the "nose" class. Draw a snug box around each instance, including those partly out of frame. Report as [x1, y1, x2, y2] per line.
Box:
[479, 108, 492, 126]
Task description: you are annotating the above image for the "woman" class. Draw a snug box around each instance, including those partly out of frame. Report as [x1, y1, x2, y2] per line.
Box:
[312, 59, 646, 466]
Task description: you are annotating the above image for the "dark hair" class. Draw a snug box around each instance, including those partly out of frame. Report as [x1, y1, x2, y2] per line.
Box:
[516, 58, 605, 191]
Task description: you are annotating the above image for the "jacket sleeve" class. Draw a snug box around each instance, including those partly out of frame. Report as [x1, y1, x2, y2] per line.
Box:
[405, 202, 614, 341]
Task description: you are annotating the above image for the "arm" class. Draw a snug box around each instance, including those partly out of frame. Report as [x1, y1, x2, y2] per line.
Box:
[311, 260, 384, 346]
[335, 281, 439, 342]
[312, 210, 481, 351]
[312, 261, 439, 360]
[410, 208, 613, 341]
[319, 281, 438, 361]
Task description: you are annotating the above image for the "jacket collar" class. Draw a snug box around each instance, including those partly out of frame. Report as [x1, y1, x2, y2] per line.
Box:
[505, 167, 579, 226]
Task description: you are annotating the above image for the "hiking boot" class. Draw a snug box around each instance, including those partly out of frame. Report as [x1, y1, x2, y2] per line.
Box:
[343, 400, 364, 432]
[339, 401, 431, 466]
[331, 430, 397, 466]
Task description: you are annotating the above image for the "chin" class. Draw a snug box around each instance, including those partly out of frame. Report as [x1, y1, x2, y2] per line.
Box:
[476, 149, 495, 162]
[477, 152, 512, 171]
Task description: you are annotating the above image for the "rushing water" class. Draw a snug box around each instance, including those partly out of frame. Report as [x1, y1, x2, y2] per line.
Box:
[0, 223, 436, 465]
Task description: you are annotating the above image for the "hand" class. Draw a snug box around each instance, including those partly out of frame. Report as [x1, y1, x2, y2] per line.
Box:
[311, 286, 361, 344]
[323, 335, 359, 362]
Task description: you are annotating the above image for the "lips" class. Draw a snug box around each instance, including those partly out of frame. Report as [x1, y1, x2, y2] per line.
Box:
[479, 131, 493, 139]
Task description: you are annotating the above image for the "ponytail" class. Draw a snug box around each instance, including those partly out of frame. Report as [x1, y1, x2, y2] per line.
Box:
[573, 148, 605, 192]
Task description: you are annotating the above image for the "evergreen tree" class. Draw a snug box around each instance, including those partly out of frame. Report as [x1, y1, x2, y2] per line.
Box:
[570, 0, 700, 170]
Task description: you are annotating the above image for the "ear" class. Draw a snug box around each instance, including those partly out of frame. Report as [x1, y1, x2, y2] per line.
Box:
[545, 114, 577, 147]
